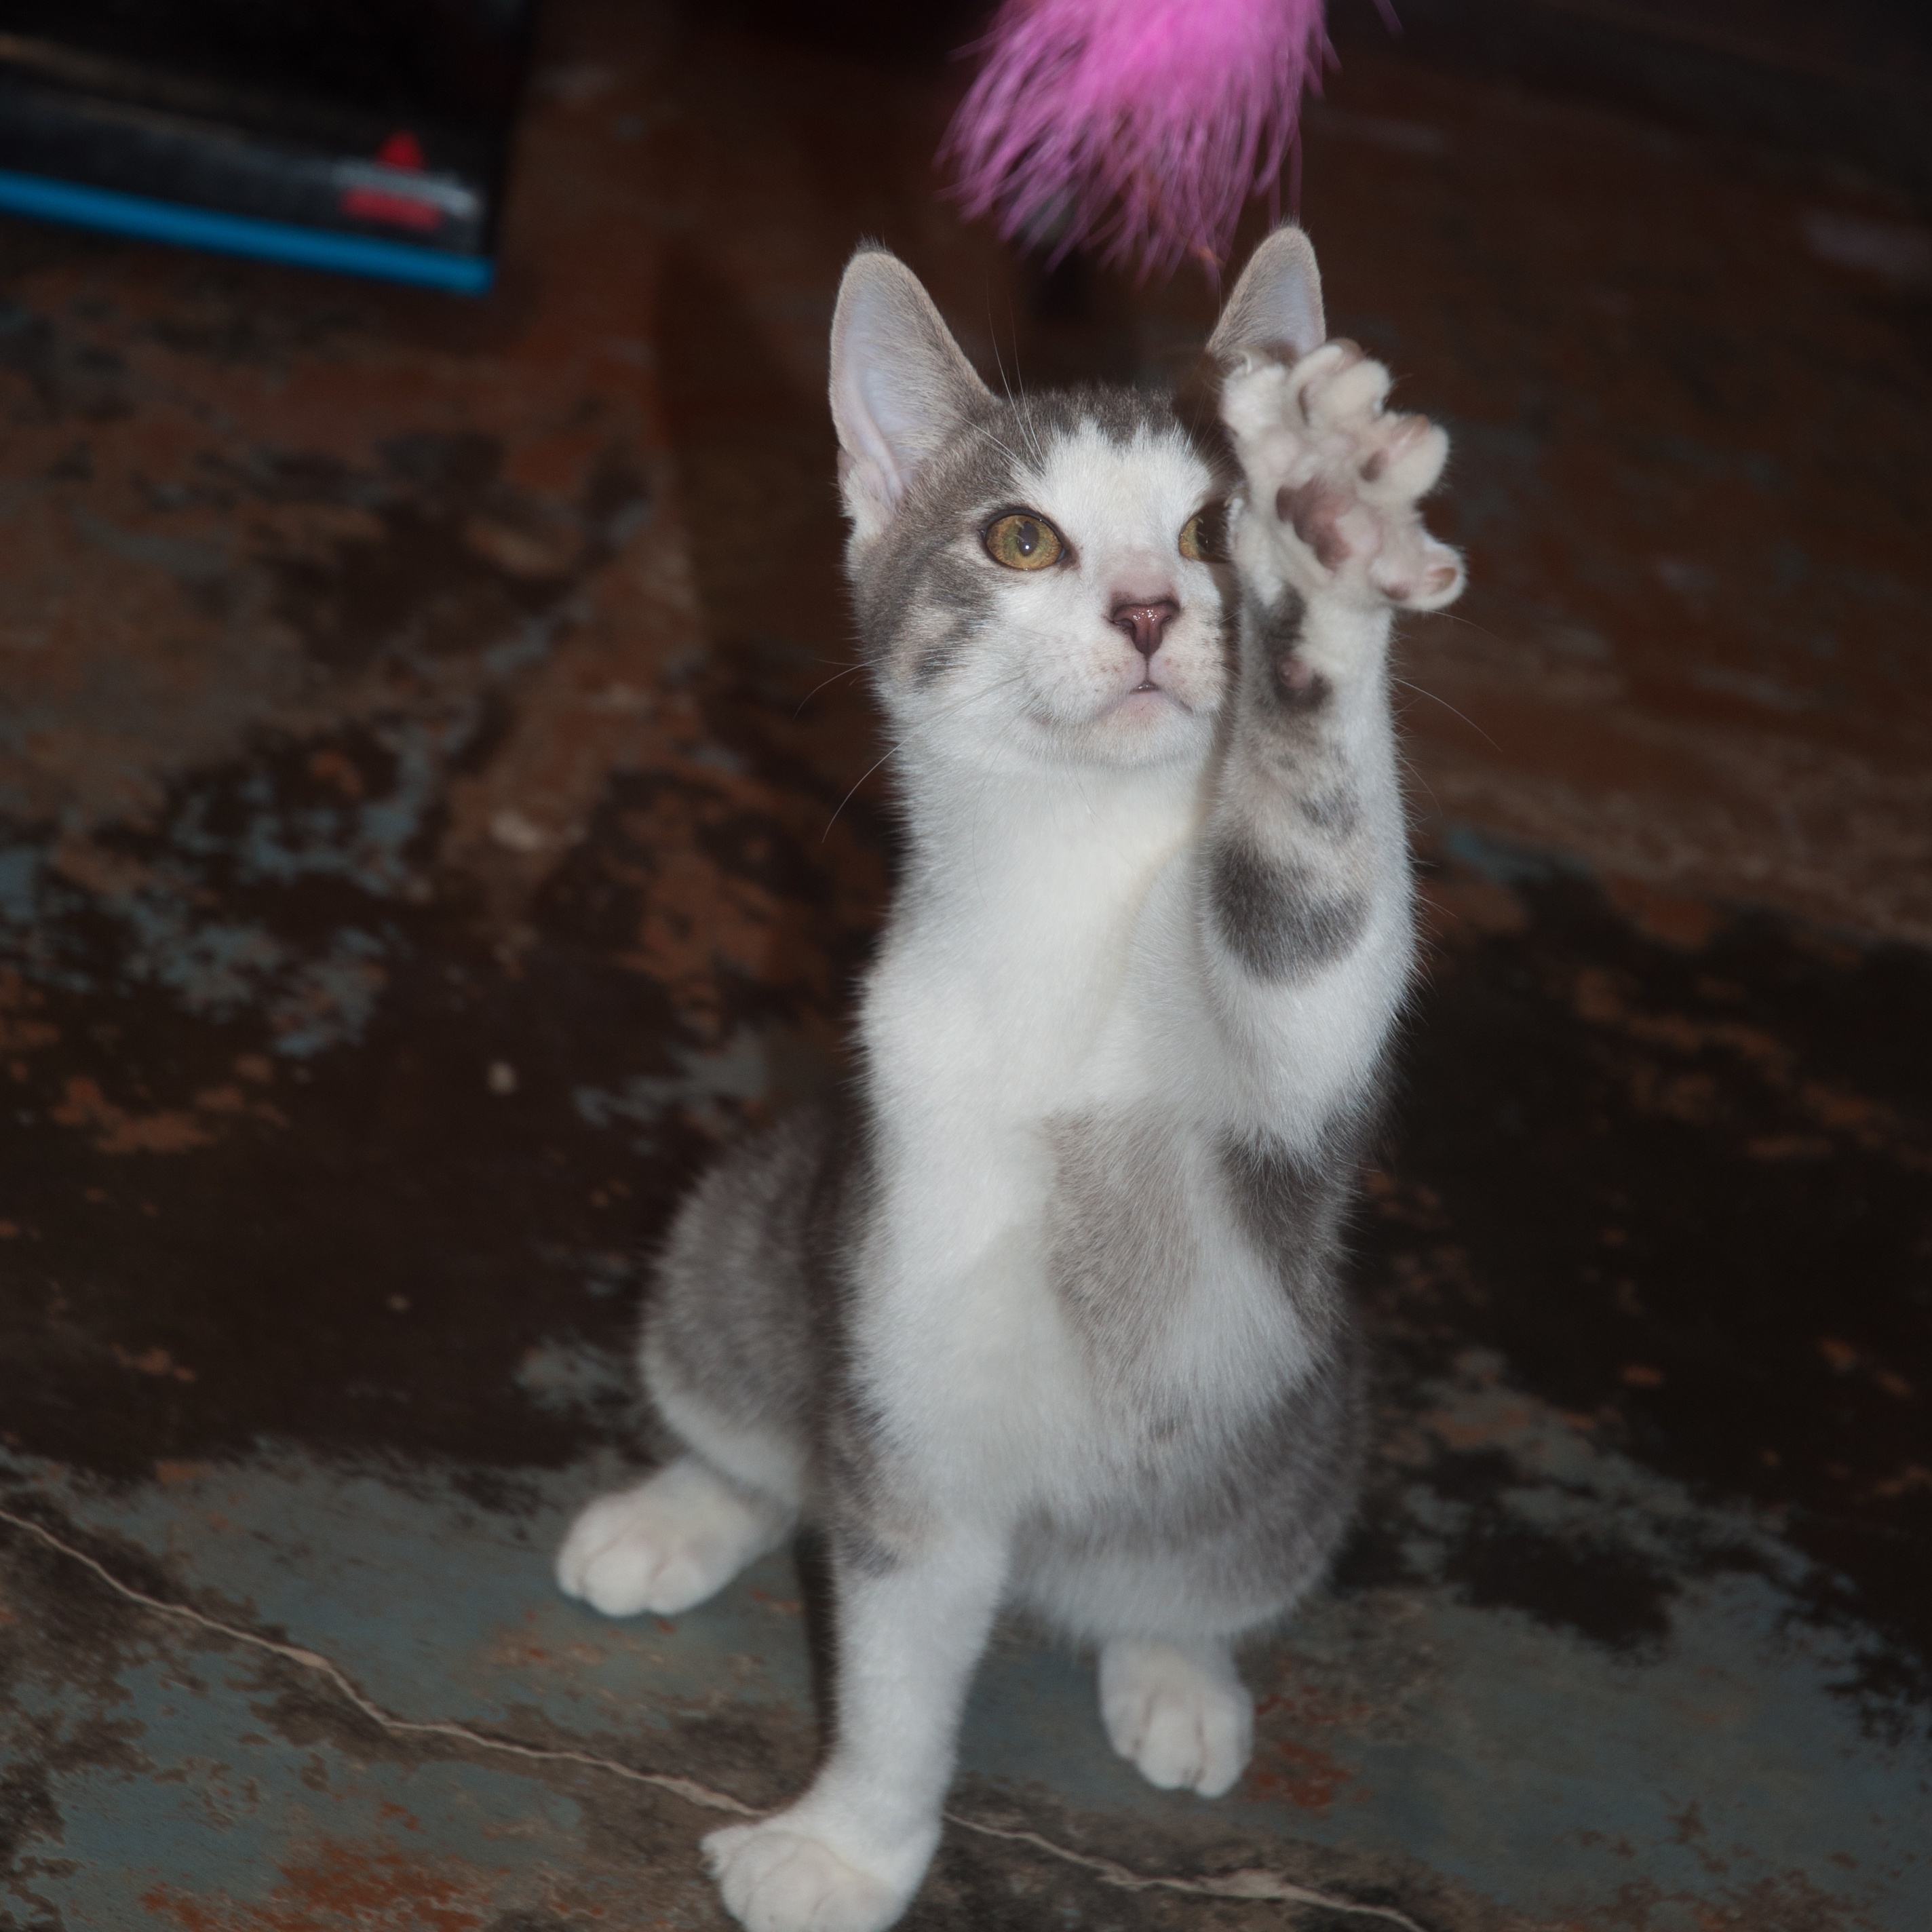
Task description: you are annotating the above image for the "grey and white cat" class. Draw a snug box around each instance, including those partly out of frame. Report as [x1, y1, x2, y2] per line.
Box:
[556, 227, 1463, 1932]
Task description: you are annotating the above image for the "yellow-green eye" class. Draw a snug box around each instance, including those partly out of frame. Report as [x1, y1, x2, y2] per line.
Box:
[1178, 506, 1228, 563]
[984, 512, 1064, 571]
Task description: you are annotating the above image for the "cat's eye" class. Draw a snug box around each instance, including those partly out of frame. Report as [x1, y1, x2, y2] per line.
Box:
[1178, 506, 1229, 564]
[984, 512, 1064, 571]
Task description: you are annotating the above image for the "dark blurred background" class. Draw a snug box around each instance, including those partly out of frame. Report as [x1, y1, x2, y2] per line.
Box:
[0, 4, 1927, 1928]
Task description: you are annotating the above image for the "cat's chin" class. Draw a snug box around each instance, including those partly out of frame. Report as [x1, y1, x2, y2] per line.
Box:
[1075, 688, 1213, 768]
[1113, 685, 1189, 718]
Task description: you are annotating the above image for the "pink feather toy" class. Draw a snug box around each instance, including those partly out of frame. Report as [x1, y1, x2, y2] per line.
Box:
[943, 0, 1340, 282]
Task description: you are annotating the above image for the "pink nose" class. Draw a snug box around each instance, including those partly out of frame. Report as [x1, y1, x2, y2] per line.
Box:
[1111, 599, 1178, 660]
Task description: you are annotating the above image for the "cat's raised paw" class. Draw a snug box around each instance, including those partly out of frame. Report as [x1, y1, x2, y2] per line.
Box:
[1099, 1638, 1254, 1798]
[1222, 340, 1464, 612]
[703, 1819, 909, 1932]
[554, 1457, 787, 1618]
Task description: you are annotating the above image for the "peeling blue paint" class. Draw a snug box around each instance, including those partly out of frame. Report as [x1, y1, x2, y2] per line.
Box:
[575, 1028, 775, 1139]
[3, 1390, 1924, 1929]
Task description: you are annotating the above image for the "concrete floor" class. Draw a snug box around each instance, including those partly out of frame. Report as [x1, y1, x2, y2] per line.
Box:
[1, 2, 1928, 1927]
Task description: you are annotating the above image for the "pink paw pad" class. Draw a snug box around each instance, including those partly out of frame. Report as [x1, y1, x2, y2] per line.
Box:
[1229, 342, 1464, 613]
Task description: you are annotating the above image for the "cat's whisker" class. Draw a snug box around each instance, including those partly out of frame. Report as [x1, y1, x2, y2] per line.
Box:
[1007, 336, 1047, 469]
[820, 672, 1033, 841]
[793, 659, 870, 718]
[978, 428, 1036, 478]
[1014, 395, 1046, 470]
[1389, 674, 1501, 752]
[994, 315, 1048, 471]
[1423, 606, 1513, 649]
[988, 309, 1020, 415]
[992, 294, 1033, 448]
[820, 743, 900, 842]
[1393, 743, 1444, 818]
[984, 311, 1049, 474]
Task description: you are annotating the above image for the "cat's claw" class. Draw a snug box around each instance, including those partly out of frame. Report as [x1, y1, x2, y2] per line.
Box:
[1099, 1639, 1254, 1798]
[555, 1458, 787, 1618]
[1222, 339, 1465, 611]
[704, 1819, 916, 1932]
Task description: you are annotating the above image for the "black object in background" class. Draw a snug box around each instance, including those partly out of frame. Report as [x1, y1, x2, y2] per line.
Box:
[0, 1, 539, 292]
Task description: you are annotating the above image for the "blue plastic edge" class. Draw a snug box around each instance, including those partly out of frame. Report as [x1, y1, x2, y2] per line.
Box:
[0, 167, 494, 294]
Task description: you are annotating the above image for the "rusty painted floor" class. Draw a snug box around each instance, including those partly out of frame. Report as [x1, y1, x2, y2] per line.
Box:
[2, 3, 1929, 1928]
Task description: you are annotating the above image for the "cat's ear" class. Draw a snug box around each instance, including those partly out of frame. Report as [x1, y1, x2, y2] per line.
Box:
[1208, 226, 1327, 369]
[830, 248, 993, 545]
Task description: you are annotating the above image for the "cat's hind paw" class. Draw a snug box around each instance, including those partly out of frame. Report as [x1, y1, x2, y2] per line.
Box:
[703, 1819, 914, 1932]
[1222, 340, 1464, 612]
[555, 1457, 788, 1618]
[1099, 1638, 1254, 1799]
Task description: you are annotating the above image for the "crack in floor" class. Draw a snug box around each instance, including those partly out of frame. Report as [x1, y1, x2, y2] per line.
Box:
[0, 1500, 756, 1819]
[0, 1501, 1431, 1932]
[950, 1816, 1434, 1928]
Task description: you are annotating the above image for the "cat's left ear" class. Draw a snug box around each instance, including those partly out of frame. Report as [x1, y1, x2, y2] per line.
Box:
[1208, 226, 1327, 369]
[830, 248, 993, 546]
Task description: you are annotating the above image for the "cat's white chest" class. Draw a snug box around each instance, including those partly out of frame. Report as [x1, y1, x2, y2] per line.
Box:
[849, 772, 1234, 1506]
[862, 775, 1192, 1235]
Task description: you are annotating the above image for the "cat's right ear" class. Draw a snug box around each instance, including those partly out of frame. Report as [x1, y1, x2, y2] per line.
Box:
[830, 249, 992, 546]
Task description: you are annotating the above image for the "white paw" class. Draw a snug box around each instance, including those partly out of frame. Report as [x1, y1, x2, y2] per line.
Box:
[555, 1458, 788, 1617]
[703, 1819, 912, 1932]
[1222, 340, 1464, 611]
[1099, 1639, 1254, 1798]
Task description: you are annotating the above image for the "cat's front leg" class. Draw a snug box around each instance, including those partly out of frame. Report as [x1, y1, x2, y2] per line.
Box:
[1184, 327, 1465, 1104]
[704, 1524, 1007, 1932]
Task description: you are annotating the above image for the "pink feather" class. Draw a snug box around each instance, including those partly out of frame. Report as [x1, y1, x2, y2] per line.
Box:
[942, 0, 1336, 282]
